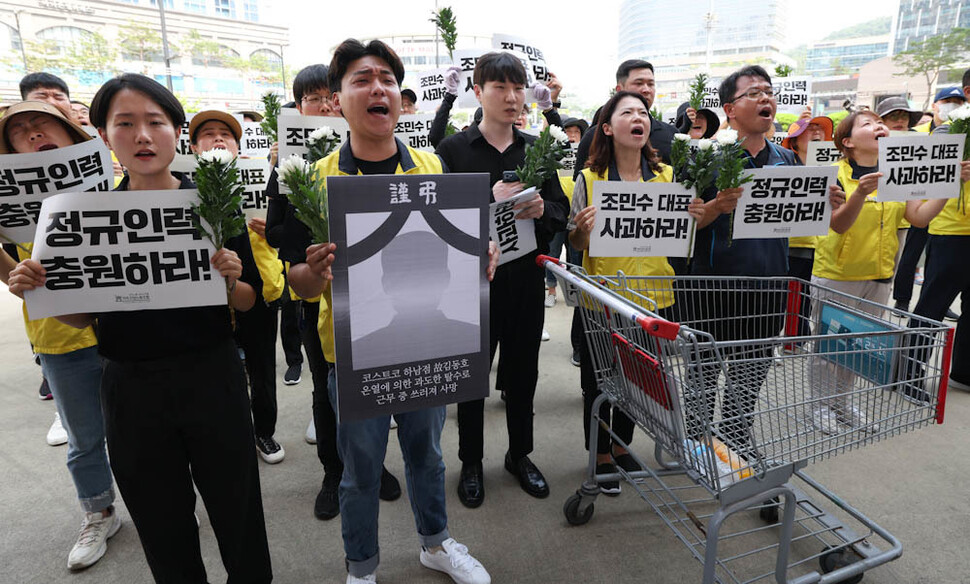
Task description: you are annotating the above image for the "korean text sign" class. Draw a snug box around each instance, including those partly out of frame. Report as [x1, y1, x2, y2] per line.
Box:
[731, 165, 837, 239]
[590, 181, 695, 258]
[876, 134, 965, 202]
[489, 187, 538, 265]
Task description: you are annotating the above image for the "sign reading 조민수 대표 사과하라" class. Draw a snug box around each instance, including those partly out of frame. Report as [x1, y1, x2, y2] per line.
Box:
[327, 172, 491, 422]
[589, 181, 696, 258]
[416, 68, 449, 112]
[170, 156, 271, 220]
[23, 189, 226, 320]
[0, 139, 112, 245]
[731, 165, 838, 239]
[876, 134, 966, 202]
[489, 187, 538, 266]
[806, 142, 843, 167]
[241, 121, 272, 159]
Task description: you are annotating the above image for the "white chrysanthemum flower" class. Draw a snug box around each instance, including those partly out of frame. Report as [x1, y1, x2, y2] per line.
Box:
[548, 125, 569, 144]
[716, 129, 739, 146]
[674, 133, 692, 142]
[279, 154, 310, 180]
[697, 139, 713, 151]
[197, 148, 234, 165]
[307, 126, 336, 144]
[948, 104, 970, 122]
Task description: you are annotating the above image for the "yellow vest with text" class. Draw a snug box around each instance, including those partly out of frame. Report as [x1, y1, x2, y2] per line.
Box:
[813, 159, 906, 281]
[579, 164, 676, 310]
[928, 180, 970, 236]
[248, 227, 285, 303]
[313, 146, 444, 363]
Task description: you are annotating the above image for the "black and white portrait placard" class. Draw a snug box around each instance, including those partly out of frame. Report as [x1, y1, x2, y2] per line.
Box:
[24, 190, 225, 320]
[0, 139, 111, 244]
[327, 173, 490, 422]
[876, 134, 965, 202]
[589, 181, 695, 258]
[489, 187, 538, 266]
[731, 165, 837, 239]
[805, 141, 842, 167]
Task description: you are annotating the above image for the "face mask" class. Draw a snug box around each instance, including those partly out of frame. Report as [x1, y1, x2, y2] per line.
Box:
[937, 102, 960, 120]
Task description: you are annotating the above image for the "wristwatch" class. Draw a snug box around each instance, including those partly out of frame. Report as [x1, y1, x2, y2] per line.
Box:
[552, 101, 562, 109]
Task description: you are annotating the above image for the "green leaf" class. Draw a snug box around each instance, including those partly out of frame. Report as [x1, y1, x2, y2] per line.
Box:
[260, 92, 282, 144]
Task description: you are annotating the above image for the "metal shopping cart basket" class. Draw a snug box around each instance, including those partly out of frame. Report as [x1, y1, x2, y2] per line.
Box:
[540, 256, 954, 584]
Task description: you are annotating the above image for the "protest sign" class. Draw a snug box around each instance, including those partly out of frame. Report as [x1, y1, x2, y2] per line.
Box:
[327, 173, 490, 422]
[876, 134, 965, 201]
[489, 187, 538, 265]
[732, 165, 837, 239]
[240, 121, 271, 159]
[558, 143, 578, 177]
[416, 68, 449, 112]
[454, 48, 536, 109]
[24, 189, 225, 320]
[278, 114, 435, 166]
[805, 141, 842, 166]
[769, 132, 788, 147]
[772, 77, 812, 116]
[0, 139, 112, 244]
[394, 113, 437, 152]
[171, 155, 271, 219]
[492, 34, 550, 82]
[589, 181, 695, 258]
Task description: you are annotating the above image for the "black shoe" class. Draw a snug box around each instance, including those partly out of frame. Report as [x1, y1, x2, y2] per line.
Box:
[255, 435, 285, 464]
[457, 462, 485, 508]
[283, 364, 302, 385]
[380, 466, 401, 501]
[596, 463, 621, 496]
[314, 474, 340, 520]
[945, 308, 960, 321]
[504, 453, 549, 498]
[570, 349, 581, 367]
[612, 453, 642, 473]
[38, 378, 52, 400]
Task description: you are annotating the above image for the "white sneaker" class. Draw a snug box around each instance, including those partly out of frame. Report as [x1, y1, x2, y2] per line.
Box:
[541, 329, 551, 342]
[544, 293, 556, 308]
[420, 538, 491, 584]
[47, 412, 68, 446]
[305, 416, 317, 444]
[836, 405, 879, 433]
[346, 573, 377, 584]
[67, 508, 121, 570]
[812, 407, 840, 435]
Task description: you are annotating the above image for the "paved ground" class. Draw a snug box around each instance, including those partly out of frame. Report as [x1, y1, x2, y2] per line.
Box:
[1, 284, 968, 584]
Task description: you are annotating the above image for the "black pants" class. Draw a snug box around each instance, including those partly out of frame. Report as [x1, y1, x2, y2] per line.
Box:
[893, 226, 929, 305]
[101, 341, 272, 584]
[300, 300, 342, 475]
[280, 291, 303, 367]
[458, 258, 544, 463]
[236, 300, 279, 438]
[913, 235, 970, 383]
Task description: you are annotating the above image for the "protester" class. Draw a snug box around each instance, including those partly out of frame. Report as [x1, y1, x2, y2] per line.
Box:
[287, 38, 494, 584]
[436, 51, 569, 509]
[568, 91, 703, 492]
[70, 100, 91, 126]
[19, 72, 73, 118]
[401, 88, 417, 114]
[0, 100, 119, 571]
[545, 116, 586, 308]
[7, 73, 273, 583]
[875, 97, 921, 132]
[915, 87, 966, 133]
[674, 101, 718, 139]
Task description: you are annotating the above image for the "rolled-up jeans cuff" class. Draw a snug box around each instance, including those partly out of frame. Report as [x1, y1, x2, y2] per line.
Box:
[79, 486, 115, 514]
[347, 550, 380, 578]
[420, 527, 450, 550]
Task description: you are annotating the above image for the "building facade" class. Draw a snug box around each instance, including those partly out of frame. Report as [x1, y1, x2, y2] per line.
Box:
[892, 0, 970, 53]
[805, 35, 890, 77]
[0, 0, 288, 108]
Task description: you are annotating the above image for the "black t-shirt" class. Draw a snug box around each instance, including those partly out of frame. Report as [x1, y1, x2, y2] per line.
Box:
[354, 152, 401, 175]
[96, 173, 262, 362]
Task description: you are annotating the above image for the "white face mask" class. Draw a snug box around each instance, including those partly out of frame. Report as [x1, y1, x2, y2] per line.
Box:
[937, 102, 960, 120]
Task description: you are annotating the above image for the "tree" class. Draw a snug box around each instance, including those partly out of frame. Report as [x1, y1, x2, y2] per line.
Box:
[893, 27, 970, 111]
[117, 21, 163, 72]
[774, 64, 793, 78]
[181, 30, 230, 68]
[22, 39, 60, 72]
[65, 31, 117, 74]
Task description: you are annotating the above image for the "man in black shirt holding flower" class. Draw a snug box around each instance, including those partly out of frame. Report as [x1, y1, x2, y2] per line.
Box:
[436, 52, 569, 508]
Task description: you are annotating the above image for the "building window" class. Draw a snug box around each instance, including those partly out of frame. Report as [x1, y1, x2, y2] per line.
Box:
[149, 0, 175, 8]
[183, 0, 206, 12]
[1, 23, 21, 52]
[36, 26, 94, 57]
[243, 0, 259, 21]
[191, 44, 239, 67]
[214, 0, 235, 18]
[251, 48, 281, 67]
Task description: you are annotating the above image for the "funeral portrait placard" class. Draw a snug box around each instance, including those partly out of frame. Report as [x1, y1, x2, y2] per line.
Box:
[327, 173, 490, 422]
[589, 181, 695, 258]
[24, 189, 226, 320]
[0, 139, 112, 244]
[489, 187, 538, 266]
[876, 134, 965, 202]
[732, 165, 837, 239]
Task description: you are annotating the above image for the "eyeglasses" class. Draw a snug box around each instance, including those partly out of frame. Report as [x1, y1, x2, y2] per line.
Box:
[301, 95, 330, 106]
[732, 87, 775, 102]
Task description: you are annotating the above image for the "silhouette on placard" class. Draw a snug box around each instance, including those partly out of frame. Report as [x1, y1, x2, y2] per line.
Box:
[351, 230, 479, 370]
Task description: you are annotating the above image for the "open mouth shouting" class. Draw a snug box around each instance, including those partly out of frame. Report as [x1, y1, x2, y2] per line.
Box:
[757, 104, 774, 120]
[630, 125, 645, 137]
[35, 143, 59, 152]
[134, 148, 156, 161]
[367, 103, 390, 118]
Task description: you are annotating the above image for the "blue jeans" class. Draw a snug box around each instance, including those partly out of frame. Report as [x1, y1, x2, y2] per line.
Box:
[39, 346, 115, 513]
[328, 368, 449, 577]
[545, 230, 582, 287]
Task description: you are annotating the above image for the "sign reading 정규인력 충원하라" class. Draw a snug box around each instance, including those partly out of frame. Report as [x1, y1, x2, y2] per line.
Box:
[731, 165, 837, 239]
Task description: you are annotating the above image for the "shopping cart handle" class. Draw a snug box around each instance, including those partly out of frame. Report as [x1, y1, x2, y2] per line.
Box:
[636, 315, 680, 340]
[536, 254, 562, 268]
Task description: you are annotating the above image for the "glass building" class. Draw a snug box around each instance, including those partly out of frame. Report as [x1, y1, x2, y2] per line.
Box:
[805, 36, 890, 77]
[893, 0, 970, 53]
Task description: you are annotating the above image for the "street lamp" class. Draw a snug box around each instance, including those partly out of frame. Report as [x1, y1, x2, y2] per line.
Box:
[156, 1, 174, 91]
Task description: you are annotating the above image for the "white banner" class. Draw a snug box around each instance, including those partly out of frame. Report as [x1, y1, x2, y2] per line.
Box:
[805, 141, 842, 166]
[558, 143, 579, 177]
[876, 134, 965, 202]
[590, 181, 695, 257]
[415, 68, 449, 112]
[732, 165, 837, 239]
[489, 187, 537, 265]
[393, 113, 437, 152]
[0, 139, 112, 244]
[454, 48, 536, 109]
[24, 189, 225, 320]
[240, 121, 272, 159]
[772, 77, 812, 116]
[492, 34, 550, 82]
[170, 156, 271, 219]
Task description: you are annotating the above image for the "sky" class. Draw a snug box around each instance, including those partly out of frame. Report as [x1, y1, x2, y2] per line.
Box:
[283, 0, 896, 105]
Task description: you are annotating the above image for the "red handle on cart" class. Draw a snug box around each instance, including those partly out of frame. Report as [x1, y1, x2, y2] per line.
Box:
[636, 315, 681, 340]
[536, 254, 562, 268]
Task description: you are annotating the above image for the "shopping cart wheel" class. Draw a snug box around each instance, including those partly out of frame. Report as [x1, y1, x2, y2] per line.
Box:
[819, 547, 864, 584]
[563, 492, 594, 526]
[759, 496, 780, 523]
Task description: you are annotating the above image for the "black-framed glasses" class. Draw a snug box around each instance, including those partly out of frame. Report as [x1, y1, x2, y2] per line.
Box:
[732, 87, 775, 102]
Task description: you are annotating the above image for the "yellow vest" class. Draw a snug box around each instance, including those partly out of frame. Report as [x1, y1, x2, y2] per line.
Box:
[558, 175, 575, 205]
[283, 261, 320, 302]
[248, 227, 285, 303]
[789, 236, 817, 249]
[15, 245, 97, 354]
[928, 180, 970, 236]
[579, 164, 676, 310]
[313, 144, 444, 363]
[913, 121, 932, 134]
[813, 159, 906, 281]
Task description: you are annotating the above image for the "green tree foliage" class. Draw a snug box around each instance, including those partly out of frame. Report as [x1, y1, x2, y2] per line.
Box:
[117, 21, 163, 71]
[429, 7, 458, 61]
[893, 27, 970, 111]
[181, 30, 231, 68]
[823, 16, 892, 41]
[65, 31, 117, 74]
[774, 64, 793, 78]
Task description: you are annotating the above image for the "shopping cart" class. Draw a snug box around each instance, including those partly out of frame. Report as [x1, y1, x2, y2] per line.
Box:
[541, 256, 953, 584]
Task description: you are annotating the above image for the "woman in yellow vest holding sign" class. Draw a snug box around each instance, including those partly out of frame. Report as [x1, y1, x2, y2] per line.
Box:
[810, 109, 945, 433]
[569, 91, 703, 493]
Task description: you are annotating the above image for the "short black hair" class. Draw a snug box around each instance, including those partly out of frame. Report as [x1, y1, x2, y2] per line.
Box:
[719, 65, 772, 107]
[328, 39, 404, 93]
[19, 72, 70, 99]
[401, 88, 417, 103]
[963, 67, 970, 92]
[615, 60, 654, 85]
[292, 64, 329, 104]
[70, 100, 89, 108]
[89, 73, 185, 130]
[473, 52, 528, 87]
